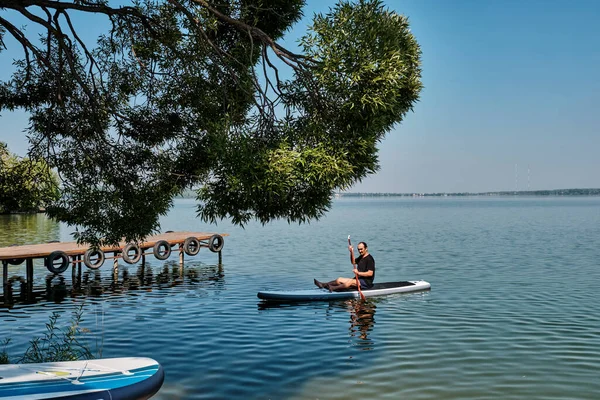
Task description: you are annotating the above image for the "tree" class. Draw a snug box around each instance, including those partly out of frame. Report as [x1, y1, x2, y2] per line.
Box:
[0, 0, 422, 245]
[0, 141, 60, 213]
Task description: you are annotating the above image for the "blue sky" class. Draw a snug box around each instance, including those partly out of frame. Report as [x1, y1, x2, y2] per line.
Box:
[1, 0, 599, 193]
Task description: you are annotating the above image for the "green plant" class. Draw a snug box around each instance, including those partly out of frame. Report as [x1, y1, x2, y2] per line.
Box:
[19, 305, 94, 363]
[0, 338, 11, 364]
[0, 141, 60, 214]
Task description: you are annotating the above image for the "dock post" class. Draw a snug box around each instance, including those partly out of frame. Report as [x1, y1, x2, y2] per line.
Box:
[218, 250, 222, 265]
[179, 247, 184, 266]
[72, 255, 77, 282]
[2, 260, 7, 306]
[113, 252, 119, 280]
[26, 259, 34, 301]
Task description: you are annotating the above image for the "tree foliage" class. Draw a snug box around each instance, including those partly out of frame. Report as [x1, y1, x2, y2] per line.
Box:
[0, 0, 422, 245]
[0, 142, 60, 214]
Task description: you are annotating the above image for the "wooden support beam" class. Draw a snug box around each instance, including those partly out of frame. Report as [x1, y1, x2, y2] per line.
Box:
[26, 259, 34, 301]
[2, 260, 8, 306]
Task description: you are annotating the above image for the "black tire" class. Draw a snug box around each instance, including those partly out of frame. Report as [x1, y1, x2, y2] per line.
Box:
[46, 251, 70, 274]
[83, 248, 105, 270]
[153, 240, 171, 260]
[7, 244, 24, 265]
[122, 243, 142, 264]
[208, 234, 224, 253]
[183, 237, 201, 256]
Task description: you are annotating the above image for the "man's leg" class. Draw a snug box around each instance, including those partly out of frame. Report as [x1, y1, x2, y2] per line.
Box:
[315, 277, 352, 290]
[314, 279, 327, 289]
[314, 278, 338, 289]
[327, 277, 356, 292]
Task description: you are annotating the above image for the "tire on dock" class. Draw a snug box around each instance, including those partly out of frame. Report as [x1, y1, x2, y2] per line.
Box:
[122, 243, 142, 264]
[153, 240, 172, 260]
[84, 248, 105, 270]
[46, 251, 70, 274]
[208, 234, 224, 253]
[183, 237, 201, 256]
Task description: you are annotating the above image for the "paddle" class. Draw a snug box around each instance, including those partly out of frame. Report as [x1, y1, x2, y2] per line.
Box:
[349, 235, 366, 301]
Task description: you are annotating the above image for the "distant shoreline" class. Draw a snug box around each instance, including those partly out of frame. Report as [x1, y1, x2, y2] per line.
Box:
[338, 188, 600, 197]
[175, 188, 600, 199]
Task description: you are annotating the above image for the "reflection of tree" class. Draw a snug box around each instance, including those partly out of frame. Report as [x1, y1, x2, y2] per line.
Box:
[188, 264, 225, 287]
[75, 270, 104, 297]
[138, 265, 154, 287]
[346, 300, 376, 349]
[0, 214, 60, 247]
[155, 264, 183, 287]
[4, 275, 27, 304]
[45, 275, 68, 303]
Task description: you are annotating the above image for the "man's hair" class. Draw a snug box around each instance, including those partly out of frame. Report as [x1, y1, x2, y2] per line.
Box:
[358, 241, 368, 249]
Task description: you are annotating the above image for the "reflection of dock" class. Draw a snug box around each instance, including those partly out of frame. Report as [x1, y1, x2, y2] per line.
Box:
[7, 262, 225, 307]
[0, 231, 227, 306]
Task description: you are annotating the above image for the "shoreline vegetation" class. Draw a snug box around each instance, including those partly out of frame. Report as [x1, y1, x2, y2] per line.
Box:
[176, 188, 600, 199]
[1, 305, 97, 365]
[337, 188, 600, 197]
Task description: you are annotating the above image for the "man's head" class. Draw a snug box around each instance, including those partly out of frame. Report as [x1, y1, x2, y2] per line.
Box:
[357, 242, 368, 254]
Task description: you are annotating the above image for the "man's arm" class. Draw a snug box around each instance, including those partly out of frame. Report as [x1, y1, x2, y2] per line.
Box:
[355, 256, 374, 278]
[356, 269, 374, 278]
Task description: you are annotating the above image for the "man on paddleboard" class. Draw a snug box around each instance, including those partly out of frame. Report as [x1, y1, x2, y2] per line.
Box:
[314, 241, 375, 292]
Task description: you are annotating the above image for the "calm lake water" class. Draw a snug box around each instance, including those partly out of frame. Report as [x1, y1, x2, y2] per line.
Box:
[1, 196, 600, 399]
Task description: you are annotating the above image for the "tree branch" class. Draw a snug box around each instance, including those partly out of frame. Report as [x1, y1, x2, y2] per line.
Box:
[2, 0, 147, 19]
[189, 0, 314, 69]
[0, 15, 54, 76]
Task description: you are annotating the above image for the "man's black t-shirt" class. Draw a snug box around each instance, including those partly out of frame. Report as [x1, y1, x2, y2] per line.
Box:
[355, 254, 375, 287]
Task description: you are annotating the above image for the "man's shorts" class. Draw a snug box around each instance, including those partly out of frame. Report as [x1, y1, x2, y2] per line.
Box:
[358, 278, 373, 289]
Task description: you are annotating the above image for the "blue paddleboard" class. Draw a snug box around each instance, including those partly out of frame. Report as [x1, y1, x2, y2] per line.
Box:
[0, 357, 164, 400]
[258, 280, 431, 302]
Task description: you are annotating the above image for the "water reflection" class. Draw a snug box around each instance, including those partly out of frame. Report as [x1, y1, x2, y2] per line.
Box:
[3, 262, 225, 307]
[0, 213, 60, 247]
[3, 275, 28, 303]
[45, 275, 68, 303]
[258, 299, 377, 351]
[344, 299, 376, 349]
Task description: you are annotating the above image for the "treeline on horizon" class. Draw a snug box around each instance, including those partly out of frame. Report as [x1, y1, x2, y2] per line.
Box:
[176, 188, 600, 199]
[336, 188, 600, 197]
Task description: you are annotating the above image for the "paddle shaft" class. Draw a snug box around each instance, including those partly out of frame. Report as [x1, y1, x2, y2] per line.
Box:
[348, 236, 366, 300]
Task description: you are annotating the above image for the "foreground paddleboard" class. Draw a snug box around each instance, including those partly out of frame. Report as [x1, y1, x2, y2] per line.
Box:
[257, 280, 431, 302]
[0, 357, 164, 400]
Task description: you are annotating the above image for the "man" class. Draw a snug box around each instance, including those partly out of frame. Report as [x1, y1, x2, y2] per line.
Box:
[314, 241, 375, 292]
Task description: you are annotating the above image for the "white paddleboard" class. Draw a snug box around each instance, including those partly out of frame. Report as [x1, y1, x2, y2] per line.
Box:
[257, 280, 431, 302]
[0, 357, 164, 400]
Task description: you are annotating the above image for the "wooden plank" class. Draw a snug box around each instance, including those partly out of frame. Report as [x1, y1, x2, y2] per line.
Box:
[0, 232, 228, 260]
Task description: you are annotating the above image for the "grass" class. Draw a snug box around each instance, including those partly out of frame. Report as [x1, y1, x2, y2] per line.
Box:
[1, 304, 97, 364]
[0, 338, 10, 364]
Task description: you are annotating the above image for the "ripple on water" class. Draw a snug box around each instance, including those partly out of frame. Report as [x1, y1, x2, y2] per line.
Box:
[3, 197, 600, 399]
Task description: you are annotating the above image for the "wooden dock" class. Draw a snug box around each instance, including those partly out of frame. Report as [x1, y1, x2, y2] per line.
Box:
[0, 231, 227, 305]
